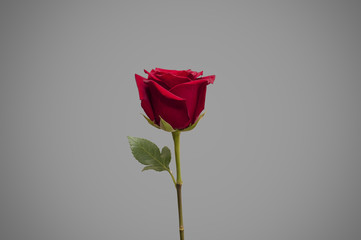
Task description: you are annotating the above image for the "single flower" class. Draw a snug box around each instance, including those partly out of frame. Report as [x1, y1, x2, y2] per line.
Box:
[135, 68, 215, 130]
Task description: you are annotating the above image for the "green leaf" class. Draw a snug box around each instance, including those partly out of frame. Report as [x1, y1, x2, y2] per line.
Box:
[181, 112, 206, 132]
[127, 136, 171, 172]
[160, 146, 171, 167]
[159, 117, 176, 132]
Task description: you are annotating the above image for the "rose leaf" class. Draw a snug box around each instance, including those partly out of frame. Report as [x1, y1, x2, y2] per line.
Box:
[127, 136, 171, 172]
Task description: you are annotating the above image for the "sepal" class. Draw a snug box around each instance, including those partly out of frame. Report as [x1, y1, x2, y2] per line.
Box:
[160, 117, 176, 132]
[181, 112, 206, 132]
[142, 114, 160, 129]
[142, 112, 206, 132]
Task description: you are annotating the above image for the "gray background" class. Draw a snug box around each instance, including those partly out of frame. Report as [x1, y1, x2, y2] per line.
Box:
[1, 0, 360, 240]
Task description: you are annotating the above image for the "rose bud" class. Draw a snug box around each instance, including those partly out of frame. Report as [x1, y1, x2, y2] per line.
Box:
[135, 68, 215, 131]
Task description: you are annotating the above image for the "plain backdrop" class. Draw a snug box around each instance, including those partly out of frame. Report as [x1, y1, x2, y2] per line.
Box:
[1, 1, 361, 240]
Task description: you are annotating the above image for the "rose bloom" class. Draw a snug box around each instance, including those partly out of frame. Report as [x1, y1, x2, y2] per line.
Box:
[135, 68, 215, 130]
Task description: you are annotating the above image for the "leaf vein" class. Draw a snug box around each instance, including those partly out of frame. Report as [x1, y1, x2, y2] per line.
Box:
[138, 145, 169, 170]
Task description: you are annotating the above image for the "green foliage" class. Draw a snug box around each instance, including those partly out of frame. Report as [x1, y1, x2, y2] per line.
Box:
[127, 136, 171, 172]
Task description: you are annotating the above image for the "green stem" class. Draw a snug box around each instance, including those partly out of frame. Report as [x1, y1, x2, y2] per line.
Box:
[172, 131, 184, 240]
[176, 183, 184, 240]
[172, 131, 182, 184]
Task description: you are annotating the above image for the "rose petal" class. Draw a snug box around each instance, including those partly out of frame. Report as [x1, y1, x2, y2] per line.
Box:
[144, 69, 161, 80]
[135, 74, 155, 121]
[153, 72, 191, 89]
[144, 70, 169, 89]
[148, 81, 190, 129]
[154, 68, 203, 80]
[196, 75, 215, 84]
[154, 68, 191, 77]
[190, 70, 203, 79]
[169, 80, 210, 124]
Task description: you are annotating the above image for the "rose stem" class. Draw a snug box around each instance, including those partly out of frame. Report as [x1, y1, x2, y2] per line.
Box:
[172, 131, 184, 240]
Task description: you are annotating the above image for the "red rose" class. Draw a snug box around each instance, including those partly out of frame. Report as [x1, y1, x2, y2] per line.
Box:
[135, 68, 215, 130]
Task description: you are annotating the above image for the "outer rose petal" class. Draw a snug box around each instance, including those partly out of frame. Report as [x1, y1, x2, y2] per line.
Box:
[190, 70, 203, 79]
[191, 75, 215, 120]
[170, 80, 210, 124]
[144, 70, 169, 89]
[135, 74, 155, 121]
[197, 75, 215, 84]
[148, 81, 190, 129]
